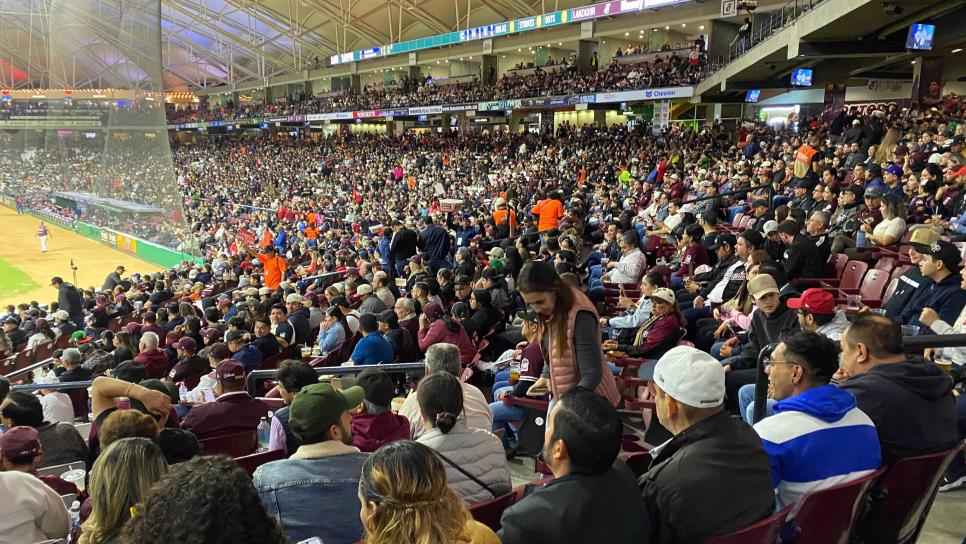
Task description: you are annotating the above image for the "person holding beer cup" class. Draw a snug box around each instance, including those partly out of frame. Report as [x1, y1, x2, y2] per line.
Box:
[488, 307, 546, 452]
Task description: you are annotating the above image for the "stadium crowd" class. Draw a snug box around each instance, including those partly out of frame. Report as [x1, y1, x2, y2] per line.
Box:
[166, 47, 704, 124]
[2, 92, 966, 543]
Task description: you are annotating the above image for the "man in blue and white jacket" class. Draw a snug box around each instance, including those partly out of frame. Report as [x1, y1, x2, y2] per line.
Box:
[754, 330, 882, 512]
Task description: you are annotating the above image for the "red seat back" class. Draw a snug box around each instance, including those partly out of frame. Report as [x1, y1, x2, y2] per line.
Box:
[738, 215, 752, 229]
[68, 388, 89, 419]
[234, 448, 285, 477]
[873, 257, 895, 273]
[705, 504, 793, 544]
[858, 445, 964, 543]
[858, 269, 889, 305]
[199, 430, 258, 457]
[838, 261, 869, 291]
[468, 491, 516, 532]
[732, 213, 744, 228]
[788, 468, 884, 544]
[882, 278, 899, 303]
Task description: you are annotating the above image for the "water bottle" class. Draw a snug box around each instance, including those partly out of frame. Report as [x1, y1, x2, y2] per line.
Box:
[256, 414, 272, 452]
[69, 500, 81, 539]
[178, 383, 189, 402]
[856, 230, 867, 248]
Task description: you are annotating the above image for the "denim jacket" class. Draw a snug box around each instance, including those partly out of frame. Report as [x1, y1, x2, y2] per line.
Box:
[253, 441, 369, 544]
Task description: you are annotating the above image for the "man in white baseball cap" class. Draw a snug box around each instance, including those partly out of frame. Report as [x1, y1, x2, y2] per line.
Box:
[640, 345, 774, 544]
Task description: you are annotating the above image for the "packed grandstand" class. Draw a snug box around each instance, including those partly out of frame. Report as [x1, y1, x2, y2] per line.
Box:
[1, 1, 965, 544]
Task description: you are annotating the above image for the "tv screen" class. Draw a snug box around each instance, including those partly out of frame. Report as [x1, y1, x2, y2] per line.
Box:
[745, 90, 761, 103]
[790, 69, 813, 87]
[418, 114, 429, 122]
[906, 24, 935, 50]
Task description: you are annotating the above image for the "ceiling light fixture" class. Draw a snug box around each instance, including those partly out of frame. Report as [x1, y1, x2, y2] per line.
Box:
[953, 48, 963, 53]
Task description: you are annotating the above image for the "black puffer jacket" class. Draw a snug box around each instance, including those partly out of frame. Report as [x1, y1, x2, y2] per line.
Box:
[731, 302, 801, 371]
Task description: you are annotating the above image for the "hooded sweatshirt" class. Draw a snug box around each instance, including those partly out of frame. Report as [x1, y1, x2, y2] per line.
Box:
[839, 358, 958, 464]
[754, 385, 881, 513]
[350, 411, 411, 453]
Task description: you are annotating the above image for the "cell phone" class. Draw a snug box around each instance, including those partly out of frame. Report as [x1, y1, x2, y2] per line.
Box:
[296, 538, 324, 544]
[202, 388, 216, 403]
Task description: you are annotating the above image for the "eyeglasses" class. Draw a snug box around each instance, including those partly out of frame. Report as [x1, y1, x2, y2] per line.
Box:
[764, 355, 799, 368]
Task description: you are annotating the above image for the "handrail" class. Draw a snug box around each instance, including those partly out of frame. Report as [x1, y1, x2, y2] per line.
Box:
[4, 357, 54, 380]
[12, 380, 92, 393]
[246, 361, 426, 395]
[706, 0, 826, 76]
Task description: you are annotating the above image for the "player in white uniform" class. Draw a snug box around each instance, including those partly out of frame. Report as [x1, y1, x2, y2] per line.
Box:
[37, 221, 50, 252]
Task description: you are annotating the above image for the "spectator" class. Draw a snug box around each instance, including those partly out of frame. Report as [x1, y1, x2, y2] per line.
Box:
[498, 387, 649, 544]
[0, 390, 89, 468]
[753, 331, 881, 512]
[356, 284, 388, 315]
[721, 274, 801, 412]
[882, 228, 939, 319]
[416, 372, 510, 504]
[180, 360, 269, 440]
[50, 276, 84, 327]
[350, 313, 395, 365]
[317, 306, 349, 359]
[376, 309, 414, 361]
[358, 440, 500, 544]
[58, 347, 93, 382]
[602, 287, 684, 363]
[166, 336, 208, 389]
[268, 359, 319, 456]
[788, 288, 849, 341]
[777, 219, 824, 280]
[837, 315, 958, 464]
[133, 331, 170, 379]
[899, 240, 966, 331]
[123, 455, 288, 544]
[254, 382, 368, 544]
[417, 303, 477, 363]
[285, 293, 311, 345]
[399, 343, 493, 438]
[251, 316, 281, 359]
[517, 261, 620, 406]
[347, 367, 410, 452]
[0, 426, 79, 496]
[226, 329, 264, 371]
[98, 409, 160, 449]
[79, 437, 168, 544]
[0, 464, 70, 543]
[268, 304, 294, 349]
[640, 346, 774, 543]
[35, 374, 75, 424]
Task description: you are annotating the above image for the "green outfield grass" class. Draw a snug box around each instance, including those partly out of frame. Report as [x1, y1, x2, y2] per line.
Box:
[0, 256, 40, 298]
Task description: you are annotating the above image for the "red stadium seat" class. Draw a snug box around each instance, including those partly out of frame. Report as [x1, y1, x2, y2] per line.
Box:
[824, 260, 868, 292]
[468, 491, 516, 532]
[855, 444, 964, 544]
[199, 430, 258, 457]
[234, 448, 285, 477]
[705, 504, 793, 544]
[787, 468, 884, 544]
[873, 256, 896, 273]
[882, 278, 899, 303]
[848, 269, 889, 308]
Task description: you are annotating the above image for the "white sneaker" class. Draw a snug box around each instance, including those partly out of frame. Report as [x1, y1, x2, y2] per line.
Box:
[938, 473, 966, 493]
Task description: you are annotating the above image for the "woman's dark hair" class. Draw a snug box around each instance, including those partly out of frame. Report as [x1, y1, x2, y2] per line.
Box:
[471, 289, 492, 308]
[416, 372, 463, 435]
[184, 316, 202, 336]
[644, 271, 667, 289]
[451, 302, 469, 320]
[517, 261, 575, 353]
[757, 261, 788, 289]
[121, 455, 287, 544]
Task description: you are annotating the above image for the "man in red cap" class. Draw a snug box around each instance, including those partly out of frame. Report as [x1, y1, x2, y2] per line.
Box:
[0, 426, 78, 496]
[786, 288, 850, 341]
[180, 360, 269, 440]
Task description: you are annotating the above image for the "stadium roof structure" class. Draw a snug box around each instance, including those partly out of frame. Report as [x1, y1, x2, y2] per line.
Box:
[0, 0, 625, 92]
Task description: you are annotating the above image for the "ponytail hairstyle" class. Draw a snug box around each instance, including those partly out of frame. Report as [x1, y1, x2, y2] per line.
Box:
[416, 372, 463, 435]
[358, 441, 471, 544]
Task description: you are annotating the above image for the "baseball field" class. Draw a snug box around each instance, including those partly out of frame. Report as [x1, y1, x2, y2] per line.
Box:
[0, 206, 162, 308]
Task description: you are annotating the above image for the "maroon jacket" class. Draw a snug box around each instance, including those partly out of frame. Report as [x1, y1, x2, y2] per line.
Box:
[180, 392, 269, 440]
[141, 323, 166, 341]
[399, 317, 420, 351]
[134, 348, 172, 379]
[674, 243, 710, 278]
[351, 411, 410, 453]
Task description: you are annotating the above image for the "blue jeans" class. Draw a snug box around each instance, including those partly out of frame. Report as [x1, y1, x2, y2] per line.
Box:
[711, 340, 744, 361]
[738, 383, 775, 424]
[727, 205, 746, 223]
[490, 386, 524, 448]
[493, 370, 511, 393]
[670, 275, 685, 290]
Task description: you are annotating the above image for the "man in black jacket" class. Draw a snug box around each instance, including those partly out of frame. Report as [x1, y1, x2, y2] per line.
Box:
[388, 220, 418, 277]
[498, 387, 649, 544]
[721, 273, 801, 412]
[882, 229, 939, 318]
[777, 219, 824, 281]
[50, 277, 83, 328]
[640, 345, 774, 544]
[838, 315, 958, 464]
